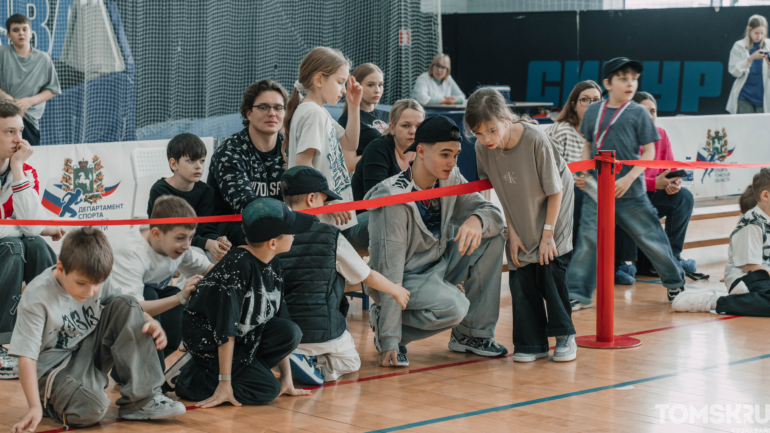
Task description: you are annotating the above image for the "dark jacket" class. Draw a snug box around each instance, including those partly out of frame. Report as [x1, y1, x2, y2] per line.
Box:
[351, 133, 402, 202]
[278, 221, 349, 344]
[147, 179, 218, 250]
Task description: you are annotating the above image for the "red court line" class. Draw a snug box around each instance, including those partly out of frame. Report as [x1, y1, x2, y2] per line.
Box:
[33, 314, 741, 433]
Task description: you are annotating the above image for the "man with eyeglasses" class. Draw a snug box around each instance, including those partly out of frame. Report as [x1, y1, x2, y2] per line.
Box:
[208, 78, 290, 246]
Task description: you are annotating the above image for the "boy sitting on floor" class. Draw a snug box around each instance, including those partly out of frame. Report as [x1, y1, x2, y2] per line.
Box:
[10, 228, 184, 433]
[103, 195, 213, 372]
[168, 198, 313, 407]
[278, 166, 410, 384]
[673, 169, 770, 316]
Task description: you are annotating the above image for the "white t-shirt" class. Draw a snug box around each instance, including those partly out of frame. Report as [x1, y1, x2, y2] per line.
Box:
[335, 233, 371, 284]
[101, 228, 211, 301]
[287, 103, 357, 230]
[724, 206, 770, 289]
[9, 268, 122, 378]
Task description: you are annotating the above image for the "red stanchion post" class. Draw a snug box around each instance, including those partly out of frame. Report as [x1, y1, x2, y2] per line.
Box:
[576, 152, 642, 349]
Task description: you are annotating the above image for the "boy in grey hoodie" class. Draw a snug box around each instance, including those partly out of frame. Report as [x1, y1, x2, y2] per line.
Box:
[364, 115, 507, 367]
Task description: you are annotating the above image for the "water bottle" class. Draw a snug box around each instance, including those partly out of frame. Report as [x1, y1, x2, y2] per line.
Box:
[681, 157, 694, 192]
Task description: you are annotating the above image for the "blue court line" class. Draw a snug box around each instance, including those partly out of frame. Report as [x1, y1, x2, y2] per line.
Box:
[366, 352, 770, 432]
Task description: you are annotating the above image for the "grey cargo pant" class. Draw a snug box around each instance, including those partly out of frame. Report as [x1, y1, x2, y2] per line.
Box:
[368, 233, 505, 352]
[38, 295, 165, 428]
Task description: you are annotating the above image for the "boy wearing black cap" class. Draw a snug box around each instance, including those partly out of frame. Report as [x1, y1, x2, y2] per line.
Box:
[568, 57, 686, 309]
[278, 166, 410, 382]
[364, 115, 507, 367]
[170, 198, 314, 407]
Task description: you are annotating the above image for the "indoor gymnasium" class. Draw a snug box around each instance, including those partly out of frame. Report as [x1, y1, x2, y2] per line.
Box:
[1, 1, 770, 432]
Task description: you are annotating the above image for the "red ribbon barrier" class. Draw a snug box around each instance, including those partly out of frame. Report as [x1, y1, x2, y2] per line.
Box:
[1, 156, 769, 226]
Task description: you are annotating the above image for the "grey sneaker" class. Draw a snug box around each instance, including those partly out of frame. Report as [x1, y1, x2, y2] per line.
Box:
[512, 352, 549, 363]
[119, 394, 186, 420]
[369, 303, 383, 353]
[0, 347, 18, 380]
[448, 329, 508, 357]
[553, 335, 577, 362]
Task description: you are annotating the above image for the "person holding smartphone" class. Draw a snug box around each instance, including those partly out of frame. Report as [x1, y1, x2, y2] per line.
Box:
[727, 15, 770, 114]
[615, 92, 696, 285]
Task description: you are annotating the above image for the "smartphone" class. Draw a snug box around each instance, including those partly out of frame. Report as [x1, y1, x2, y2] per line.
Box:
[665, 169, 688, 179]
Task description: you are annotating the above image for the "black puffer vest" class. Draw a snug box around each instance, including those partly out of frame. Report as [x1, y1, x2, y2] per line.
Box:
[279, 222, 349, 344]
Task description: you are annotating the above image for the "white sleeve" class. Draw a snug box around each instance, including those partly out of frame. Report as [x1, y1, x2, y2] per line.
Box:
[179, 248, 211, 276]
[12, 170, 45, 237]
[412, 74, 432, 105]
[294, 108, 328, 158]
[335, 233, 371, 285]
[448, 76, 465, 102]
[104, 252, 148, 301]
[731, 224, 764, 267]
[728, 42, 750, 78]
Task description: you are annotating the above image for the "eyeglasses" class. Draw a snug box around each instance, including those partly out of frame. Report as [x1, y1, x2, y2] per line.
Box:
[577, 98, 601, 106]
[434, 65, 448, 71]
[253, 104, 285, 114]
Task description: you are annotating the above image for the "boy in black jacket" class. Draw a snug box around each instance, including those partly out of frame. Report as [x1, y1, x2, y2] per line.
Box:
[148, 133, 230, 262]
[279, 166, 409, 384]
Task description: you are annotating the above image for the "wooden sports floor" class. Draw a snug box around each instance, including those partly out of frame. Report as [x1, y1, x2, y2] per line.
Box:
[1, 211, 768, 433]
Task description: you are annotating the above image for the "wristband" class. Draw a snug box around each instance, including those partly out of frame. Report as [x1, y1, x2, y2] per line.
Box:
[218, 374, 232, 381]
[543, 224, 554, 231]
[176, 291, 188, 306]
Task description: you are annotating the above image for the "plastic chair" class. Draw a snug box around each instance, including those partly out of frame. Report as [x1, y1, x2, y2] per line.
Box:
[130, 147, 172, 220]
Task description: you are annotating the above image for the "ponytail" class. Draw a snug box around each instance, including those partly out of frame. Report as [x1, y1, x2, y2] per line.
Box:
[282, 46, 350, 164]
[282, 88, 304, 162]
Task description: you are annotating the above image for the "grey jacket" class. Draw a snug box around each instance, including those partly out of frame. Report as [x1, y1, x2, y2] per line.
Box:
[364, 165, 504, 350]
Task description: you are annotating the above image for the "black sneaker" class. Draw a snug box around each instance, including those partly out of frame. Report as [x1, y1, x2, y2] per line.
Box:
[368, 303, 382, 353]
[392, 346, 409, 367]
[448, 329, 508, 357]
[162, 352, 191, 394]
[0, 347, 18, 380]
[667, 287, 684, 303]
[570, 299, 593, 311]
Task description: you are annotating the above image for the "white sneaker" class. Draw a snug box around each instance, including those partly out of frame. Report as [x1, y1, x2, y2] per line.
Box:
[672, 290, 718, 312]
[513, 352, 549, 363]
[119, 394, 186, 420]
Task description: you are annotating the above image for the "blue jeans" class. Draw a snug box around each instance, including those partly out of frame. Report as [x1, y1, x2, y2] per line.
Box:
[567, 194, 686, 304]
[616, 188, 695, 262]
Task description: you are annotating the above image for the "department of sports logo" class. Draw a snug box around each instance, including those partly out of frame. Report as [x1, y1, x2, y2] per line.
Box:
[42, 156, 121, 219]
[696, 127, 735, 184]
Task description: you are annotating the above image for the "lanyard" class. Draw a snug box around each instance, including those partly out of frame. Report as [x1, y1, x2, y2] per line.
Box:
[594, 100, 631, 150]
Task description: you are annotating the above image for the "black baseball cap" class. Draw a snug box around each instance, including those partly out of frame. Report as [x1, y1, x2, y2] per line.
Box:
[603, 57, 643, 79]
[280, 166, 342, 202]
[241, 198, 315, 243]
[403, 115, 462, 154]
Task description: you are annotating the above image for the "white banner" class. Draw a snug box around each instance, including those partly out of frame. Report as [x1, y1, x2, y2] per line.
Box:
[657, 113, 770, 199]
[27, 138, 215, 253]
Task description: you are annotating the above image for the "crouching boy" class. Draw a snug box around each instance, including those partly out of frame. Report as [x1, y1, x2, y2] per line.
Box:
[10, 228, 185, 433]
[278, 166, 410, 384]
[169, 198, 313, 407]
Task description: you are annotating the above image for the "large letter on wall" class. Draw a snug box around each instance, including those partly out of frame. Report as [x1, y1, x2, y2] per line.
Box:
[527, 61, 561, 107]
[562, 61, 599, 106]
[12, 0, 50, 53]
[641, 61, 680, 112]
[681, 61, 723, 113]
